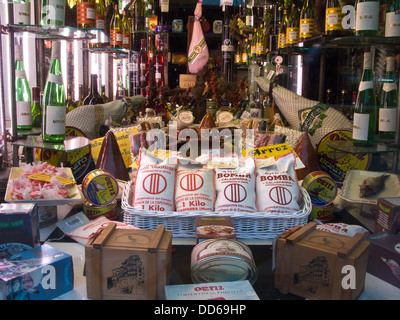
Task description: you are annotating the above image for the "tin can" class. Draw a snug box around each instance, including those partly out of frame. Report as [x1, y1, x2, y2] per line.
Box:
[302, 171, 338, 206]
[83, 200, 118, 220]
[191, 239, 258, 284]
[309, 203, 335, 221]
[82, 169, 119, 206]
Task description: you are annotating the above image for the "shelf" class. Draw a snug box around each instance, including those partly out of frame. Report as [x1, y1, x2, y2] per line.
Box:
[17, 127, 42, 137]
[12, 136, 91, 152]
[3, 24, 96, 41]
[84, 47, 130, 58]
[326, 140, 400, 155]
[330, 35, 400, 48]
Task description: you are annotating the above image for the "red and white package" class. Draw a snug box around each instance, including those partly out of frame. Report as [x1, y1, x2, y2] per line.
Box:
[175, 163, 215, 212]
[214, 155, 257, 213]
[316, 223, 370, 237]
[187, 0, 209, 74]
[133, 149, 177, 212]
[256, 153, 301, 214]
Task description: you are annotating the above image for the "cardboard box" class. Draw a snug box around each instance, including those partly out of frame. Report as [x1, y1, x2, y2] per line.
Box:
[375, 197, 400, 234]
[165, 280, 259, 300]
[85, 223, 172, 300]
[179, 74, 196, 88]
[274, 222, 370, 300]
[0, 244, 74, 300]
[0, 203, 39, 247]
[367, 232, 400, 289]
[196, 216, 236, 242]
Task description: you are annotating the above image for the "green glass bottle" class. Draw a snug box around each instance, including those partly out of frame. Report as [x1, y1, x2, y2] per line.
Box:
[353, 52, 377, 147]
[325, 0, 345, 36]
[31, 87, 42, 128]
[379, 56, 398, 139]
[66, 84, 78, 113]
[41, 0, 65, 27]
[245, 0, 254, 28]
[299, 0, 316, 40]
[278, 9, 288, 48]
[130, 0, 146, 32]
[15, 43, 32, 131]
[385, 0, 400, 37]
[13, 0, 31, 25]
[355, 0, 380, 36]
[42, 41, 66, 143]
[286, 3, 300, 45]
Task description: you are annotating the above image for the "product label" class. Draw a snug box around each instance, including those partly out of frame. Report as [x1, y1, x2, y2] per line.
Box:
[385, 12, 400, 37]
[13, 3, 30, 24]
[278, 33, 286, 48]
[382, 82, 397, 92]
[193, 240, 253, 263]
[300, 18, 315, 37]
[359, 80, 374, 91]
[326, 7, 343, 31]
[77, 2, 95, 25]
[45, 105, 66, 135]
[96, 18, 105, 30]
[47, 73, 63, 86]
[110, 30, 122, 45]
[246, 15, 254, 27]
[86, 8, 96, 20]
[356, 2, 379, 31]
[287, 28, 299, 43]
[16, 101, 32, 126]
[160, 0, 169, 12]
[353, 113, 370, 141]
[379, 108, 397, 132]
[41, 0, 65, 26]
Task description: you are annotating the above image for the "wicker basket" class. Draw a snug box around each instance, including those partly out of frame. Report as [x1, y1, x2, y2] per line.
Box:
[122, 180, 312, 240]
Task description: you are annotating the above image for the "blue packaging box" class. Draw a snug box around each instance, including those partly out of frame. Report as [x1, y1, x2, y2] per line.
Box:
[0, 203, 39, 248]
[0, 244, 74, 300]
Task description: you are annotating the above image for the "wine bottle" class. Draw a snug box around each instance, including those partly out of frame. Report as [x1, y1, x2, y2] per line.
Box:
[84, 74, 104, 105]
[159, 0, 169, 27]
[245, 0, 254, 28]
[256, 23, 267, 59]
[138, 38, 150, 87]
[154, 39, 165, 87]
[140, 87, 153, 116]
[101, 85, 109, 102]
[110, 1, 123, 48]
[385, 0, 400, 37]
[325, 0, 345, 36]
[300, 0, 316, 40]
[247, 33, 253, 66]
[154, 87, 167, 124]
[242, 38, 248, 65]
[286, 3, 299, 45]
[15, 43, 32, 130]
[379, 56, 398, 139]
[41, 0, 65, 27]
[66, 84, 78, 113]
[129, 51, 141, 96]
[95, 0, 106, 30]
[65, 0, 78, 28]
[77, 0, 96, 29]
[235, 40, 243, 65]
[353, 52, 377, 147]
[250, 29, 257, 62]
[355, 0, 380, 36]
[278, 9, 288, 49]
[131, 0, 146, 32]
[13, 0, 31, 25]
[77, 84, 85, 106]
[31, 87, 42, 128]
[221, 5, 235, 83]
[42, 41, 66, 143]
[122, 8, 131, 49]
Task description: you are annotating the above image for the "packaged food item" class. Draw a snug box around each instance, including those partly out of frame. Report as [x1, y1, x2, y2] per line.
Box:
[256, 152, 301, 214]
[293, 132, 320, 180]
[309, 203, 335, 221]
[316, 222, 370, 237]
[175, 163, 215, 212]
[375, 197, 400, 234]
[82, 169, 119, 206]
[302, 171, 337, 207]
[191, 239, 257, 284]
[83, 200, 118, 220]
[214, 155, 257, 213]
[132, 149, 177, 211]
[196, 216, 236, 242]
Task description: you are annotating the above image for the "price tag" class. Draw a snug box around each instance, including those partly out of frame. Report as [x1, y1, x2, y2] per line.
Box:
[27, 172, 75, 186]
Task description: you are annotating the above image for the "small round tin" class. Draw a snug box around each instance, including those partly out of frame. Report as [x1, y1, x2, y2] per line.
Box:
[302, 171, 338, 206]
[309, 203, 335, 221]
[83, 200, 118, 220]
[82, 169, 119, 206]
[191, 239, 258, 284]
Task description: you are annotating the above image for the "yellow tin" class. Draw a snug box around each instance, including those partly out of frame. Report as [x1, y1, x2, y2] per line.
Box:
[310, 203, 335, 221]
[82, 169, 119, 206]
[83, 200, 118, 220]
[302, 171, 338, 206]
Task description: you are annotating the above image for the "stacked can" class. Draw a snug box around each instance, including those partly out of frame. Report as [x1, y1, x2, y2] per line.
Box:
[302, 171, 338, 221]
[81, 169, 119, 220]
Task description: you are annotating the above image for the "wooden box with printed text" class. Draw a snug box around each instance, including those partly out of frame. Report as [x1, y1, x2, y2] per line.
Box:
[85, 223, 172, 300]
[274, 222, 369, 300]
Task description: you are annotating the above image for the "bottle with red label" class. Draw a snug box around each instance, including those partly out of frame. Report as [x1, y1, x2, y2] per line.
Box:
[77, 0, 96, 29]
[138, 38, 150, 87]
[153, 39, 165, 87]
[110, 1, 123, 48]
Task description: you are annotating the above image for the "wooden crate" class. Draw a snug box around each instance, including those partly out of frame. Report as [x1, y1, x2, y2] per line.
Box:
[274, 222, 369, 300]
[85, 223, 172, 300]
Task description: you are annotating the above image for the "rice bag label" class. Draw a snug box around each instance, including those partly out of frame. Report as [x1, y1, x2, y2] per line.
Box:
[133, 149, 177, 211]
[175, 166, 215, 212]
[256, 153, 301, 214]
[214, 156, 257, 213]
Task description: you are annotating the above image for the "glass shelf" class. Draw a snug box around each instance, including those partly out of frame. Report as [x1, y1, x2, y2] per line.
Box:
[84, 47, 130, 58]
[17, 127, 42, 137]
[326, 140, 400, 155]
[12, 135, 90, 152]
[330, 35, 400, 48]
[4, 24, 96, 41]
